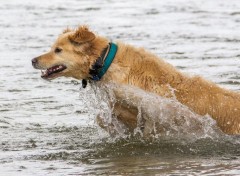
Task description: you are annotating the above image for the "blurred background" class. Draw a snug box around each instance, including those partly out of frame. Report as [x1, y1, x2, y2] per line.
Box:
[0, 0, 240, 175]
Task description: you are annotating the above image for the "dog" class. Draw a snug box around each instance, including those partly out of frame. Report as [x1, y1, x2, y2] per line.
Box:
[32, 25, 240, 135]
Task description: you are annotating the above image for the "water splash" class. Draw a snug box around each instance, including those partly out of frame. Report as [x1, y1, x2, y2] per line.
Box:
[79, 82, 224, 141]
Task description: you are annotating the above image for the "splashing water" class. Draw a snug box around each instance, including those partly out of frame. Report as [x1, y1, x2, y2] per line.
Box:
[79, 82, 224, 141]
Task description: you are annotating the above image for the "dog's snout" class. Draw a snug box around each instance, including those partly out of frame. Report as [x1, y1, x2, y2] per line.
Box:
[32, 57, 40, 69]
[32, 57, 38, 65]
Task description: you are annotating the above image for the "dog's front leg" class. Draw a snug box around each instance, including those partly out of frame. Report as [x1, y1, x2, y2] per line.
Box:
[111, 86, 146, 135]
[96, 111, 132, 137]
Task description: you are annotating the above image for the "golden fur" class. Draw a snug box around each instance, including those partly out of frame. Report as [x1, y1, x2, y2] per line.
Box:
[32, 25, 240, 135]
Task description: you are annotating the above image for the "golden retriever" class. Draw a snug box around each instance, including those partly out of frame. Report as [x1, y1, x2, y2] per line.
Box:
[32, 25, 240, 135]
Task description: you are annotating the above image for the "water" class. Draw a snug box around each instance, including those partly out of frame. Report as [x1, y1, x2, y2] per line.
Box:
[0, 0, 240, 175]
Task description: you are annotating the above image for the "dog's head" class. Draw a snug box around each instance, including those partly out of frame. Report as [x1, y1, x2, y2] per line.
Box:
[32, 26, 109, 80]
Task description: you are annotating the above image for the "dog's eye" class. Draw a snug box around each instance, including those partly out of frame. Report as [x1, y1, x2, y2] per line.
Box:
[54, 47, 62, 53]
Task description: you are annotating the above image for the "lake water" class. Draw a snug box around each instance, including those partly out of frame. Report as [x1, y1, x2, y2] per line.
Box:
[0, 0, 240, 175]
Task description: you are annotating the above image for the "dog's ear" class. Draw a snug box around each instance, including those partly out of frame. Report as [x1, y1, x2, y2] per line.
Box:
[68, 26, 95, 44]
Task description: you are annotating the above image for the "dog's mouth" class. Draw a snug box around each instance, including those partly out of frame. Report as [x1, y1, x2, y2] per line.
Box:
[41, 64, 67, 79]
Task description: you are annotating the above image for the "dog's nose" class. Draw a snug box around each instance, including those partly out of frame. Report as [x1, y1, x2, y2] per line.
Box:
[32, 57, 38, 66]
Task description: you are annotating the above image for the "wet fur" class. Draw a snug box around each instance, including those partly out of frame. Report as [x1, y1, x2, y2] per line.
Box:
[33, 26, 240, 135]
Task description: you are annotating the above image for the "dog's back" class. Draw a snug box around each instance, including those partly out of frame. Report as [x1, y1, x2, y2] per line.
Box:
[109, 42, 240, 134]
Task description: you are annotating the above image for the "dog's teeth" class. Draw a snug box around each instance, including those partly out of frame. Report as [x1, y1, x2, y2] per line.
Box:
[42, 65, 65, 77]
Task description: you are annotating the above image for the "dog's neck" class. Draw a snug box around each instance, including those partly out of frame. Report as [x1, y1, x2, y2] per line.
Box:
[82, 42, 118, 88]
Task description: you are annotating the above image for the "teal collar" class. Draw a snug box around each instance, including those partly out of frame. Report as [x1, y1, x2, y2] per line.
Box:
[82, 42, 118, 88]
[98, 43, 118, 80]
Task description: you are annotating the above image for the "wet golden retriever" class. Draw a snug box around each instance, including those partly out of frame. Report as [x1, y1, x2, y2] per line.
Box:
[32, 25, 240, 135]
